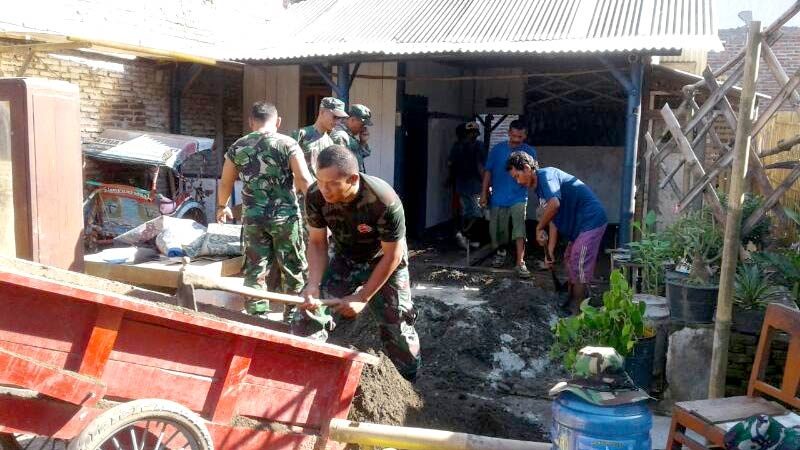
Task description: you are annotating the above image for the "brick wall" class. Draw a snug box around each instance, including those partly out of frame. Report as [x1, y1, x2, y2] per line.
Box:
[708, 26, 800, 111]
[0, 46, 242, 178]
[725, 331, 789, 397]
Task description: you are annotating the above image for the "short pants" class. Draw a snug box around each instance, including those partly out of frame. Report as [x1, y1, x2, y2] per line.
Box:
[564, 224, 607, 285]
[489, 202, 526, 249]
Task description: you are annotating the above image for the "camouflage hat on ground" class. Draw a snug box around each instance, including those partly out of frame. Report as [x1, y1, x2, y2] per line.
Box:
[548, 346, 651, 406]
[320, 97, 349, 118]
[349, 104, 373, 126]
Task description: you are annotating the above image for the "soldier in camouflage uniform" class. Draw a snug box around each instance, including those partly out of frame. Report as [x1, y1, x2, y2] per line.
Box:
[331, 104, 372, 173]
[292, 97, 348, 177]
[217, 102, 313, 317]
[292, 145, 421, 381]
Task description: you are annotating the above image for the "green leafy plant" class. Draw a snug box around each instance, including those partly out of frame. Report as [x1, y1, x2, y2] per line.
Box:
[550, 270, 654, 370]
[662, 208, 723, 285]
[753, 249, 800, 308]
[734, 263, 783, 310]
[629, 211, 672, 296]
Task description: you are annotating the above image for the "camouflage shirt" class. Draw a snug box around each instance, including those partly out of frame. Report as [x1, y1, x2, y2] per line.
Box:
[331, 123, 367, 173]
[292, 125, 334, 178]
[306, 174, 405, 263]
[225, 131, 301, 224]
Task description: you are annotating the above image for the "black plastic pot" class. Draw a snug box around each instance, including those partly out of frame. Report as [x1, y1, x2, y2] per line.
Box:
[732, 306, 766, 335]
[666, 271, 718, 324]
[625, 336, 655, 391]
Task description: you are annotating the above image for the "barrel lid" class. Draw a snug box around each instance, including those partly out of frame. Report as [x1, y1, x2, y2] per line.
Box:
[634, 294, 670, 320]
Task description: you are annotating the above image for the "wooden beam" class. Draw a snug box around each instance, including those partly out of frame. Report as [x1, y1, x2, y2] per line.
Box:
[661, 159, 685, 189]
[678, 150, 735, 208]
[752, 68, 800, 136]
[764, 161, 800, 170]
[660, 104, 724, 219]
[204, 338, 256, 423]
[761, 36, 800, 106]
[78, 307, 123, 379]
[742, 164, 800, 235]
[0, 42, 88, 53]
[16, 50, 34, 77]
[645, 132, 682, 196]
[710, 21, 762, 400]
[761, 134, 800, 158]
[682, 65, 743, 133]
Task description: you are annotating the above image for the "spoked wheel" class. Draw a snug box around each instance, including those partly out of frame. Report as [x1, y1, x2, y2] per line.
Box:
[67, 400, 213, 450]
[0, 434, 23, 450]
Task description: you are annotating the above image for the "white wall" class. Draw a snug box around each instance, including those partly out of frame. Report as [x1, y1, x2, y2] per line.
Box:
[242, 65, 300, 134]
[472, 67, 525, 115]
[349, 62, 398, 185]
[405, 61, 467, 228]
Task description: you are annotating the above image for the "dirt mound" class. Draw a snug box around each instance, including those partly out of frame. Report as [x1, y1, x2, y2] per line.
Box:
[330, 270, 567, 443]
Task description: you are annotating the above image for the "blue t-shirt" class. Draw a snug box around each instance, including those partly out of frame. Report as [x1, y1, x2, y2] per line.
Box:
[485, 141, 537, 207]
[535, 167, 607, 241]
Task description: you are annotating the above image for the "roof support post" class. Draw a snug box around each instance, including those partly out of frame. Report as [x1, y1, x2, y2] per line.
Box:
[599, 55, 643, 245]
[336, 63, 351, 107]
[170, 63, 204, 134]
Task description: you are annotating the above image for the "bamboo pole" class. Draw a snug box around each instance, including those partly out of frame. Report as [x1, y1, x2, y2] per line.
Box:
[708, 21, 762, 400]
[328, 419, 552, 450]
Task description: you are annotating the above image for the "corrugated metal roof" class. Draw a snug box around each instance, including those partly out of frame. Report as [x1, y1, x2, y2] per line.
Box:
[234, 0, 722, 61]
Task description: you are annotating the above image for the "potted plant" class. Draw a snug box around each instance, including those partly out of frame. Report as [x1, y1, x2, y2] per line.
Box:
[551, 270, 656, 389]
[662, 208, 723, 324]
[731, 263, 783, 335]
[754, 248, 800, 309]
[629, 211, 672, 297]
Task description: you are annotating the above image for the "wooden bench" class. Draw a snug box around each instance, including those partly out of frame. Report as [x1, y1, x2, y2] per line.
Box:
[666, 303, 800, 449]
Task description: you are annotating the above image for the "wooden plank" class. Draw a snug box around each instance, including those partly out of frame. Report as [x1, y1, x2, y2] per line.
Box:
[0, 396, 101, 439]
[678, 150, 735, 208]
[0, 347, 105, 406]
[205, 338, 256, 423]
[679, 396, 787, 424]
[742, 163, 800, 235]
[760, 133, 800, 158]
[205, 422, 319, 450]
[645, 132, 682, 196]
[83, 255, 244, 289]
[752, 68, 800, 136]
[683, 65, 742, 133]
[78, 306, 123, 379]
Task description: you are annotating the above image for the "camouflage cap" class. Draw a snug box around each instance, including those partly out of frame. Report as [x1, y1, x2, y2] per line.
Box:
[548, 346, 651, 406]
[320, 97, 349, 118]
[464, 121, 479, 131]
[348, 104, 373, 126]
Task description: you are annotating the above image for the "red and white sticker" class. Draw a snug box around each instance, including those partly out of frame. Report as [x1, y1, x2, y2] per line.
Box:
[357, 224, 373, 233]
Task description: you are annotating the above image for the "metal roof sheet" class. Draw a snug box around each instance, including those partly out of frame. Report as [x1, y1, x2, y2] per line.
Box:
[235, 0, 722, 62]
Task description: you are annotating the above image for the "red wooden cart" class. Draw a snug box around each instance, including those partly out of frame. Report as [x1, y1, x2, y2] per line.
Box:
[0, 257, 378, 450]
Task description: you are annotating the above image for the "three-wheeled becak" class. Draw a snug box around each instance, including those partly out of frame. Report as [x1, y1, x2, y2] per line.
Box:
[82, 129, 214, 249]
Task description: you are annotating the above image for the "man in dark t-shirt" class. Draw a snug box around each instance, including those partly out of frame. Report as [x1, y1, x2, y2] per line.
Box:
[292, 144, 421, 381]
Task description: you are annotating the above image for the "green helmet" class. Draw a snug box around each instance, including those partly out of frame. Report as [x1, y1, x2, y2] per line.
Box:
[549, 346, 650, 406]
[320, 97, 349, 118]
[348, 104, 373, 126]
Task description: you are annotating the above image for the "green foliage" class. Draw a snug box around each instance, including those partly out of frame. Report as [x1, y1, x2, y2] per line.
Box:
[718, 191, 772, 248]
[550, 271, 653, 371]
[753, 249, 800, 308]
[629, 211, 672, 296]
[734, 263, 783, 310]
[662, 208, 723, 284]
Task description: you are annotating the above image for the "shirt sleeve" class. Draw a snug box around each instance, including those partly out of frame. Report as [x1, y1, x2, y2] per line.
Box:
[538, 171, 561, 201]
[224, 143, 238, 164]
[330, 131, 347, 146]
[377, 200, 406, 242]
[305, 189, 327, 229]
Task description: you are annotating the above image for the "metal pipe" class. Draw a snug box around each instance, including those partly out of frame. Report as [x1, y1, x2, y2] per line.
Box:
[328, 419, 551, 450]
[337, 63, 351, 107]
[618, 57, 644, 245]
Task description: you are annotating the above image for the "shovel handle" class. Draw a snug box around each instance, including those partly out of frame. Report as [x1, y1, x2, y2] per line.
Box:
[181, 271, 339, 306]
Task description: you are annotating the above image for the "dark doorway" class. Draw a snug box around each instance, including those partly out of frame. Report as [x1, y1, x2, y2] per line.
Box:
[399, 94, 429, 238]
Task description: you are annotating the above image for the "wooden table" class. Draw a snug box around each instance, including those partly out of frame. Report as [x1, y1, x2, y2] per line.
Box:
[84, 252, 243, 289]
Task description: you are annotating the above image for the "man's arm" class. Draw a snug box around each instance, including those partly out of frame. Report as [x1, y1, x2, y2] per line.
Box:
[289, 150, 313, 194]
[535, 197, 561, 245]
[216, 158, 238, 223]
[479, 170, 491, 208]
[333, 239, 405, 318]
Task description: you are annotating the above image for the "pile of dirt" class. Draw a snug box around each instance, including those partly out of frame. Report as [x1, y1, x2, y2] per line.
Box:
[330, 268, 568, 443]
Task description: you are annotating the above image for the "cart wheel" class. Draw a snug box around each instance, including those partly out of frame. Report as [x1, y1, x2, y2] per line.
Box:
[0, 434, 22, 450]
[67, 399, 213, 450]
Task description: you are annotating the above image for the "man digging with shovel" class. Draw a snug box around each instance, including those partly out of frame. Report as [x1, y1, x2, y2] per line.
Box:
[292, 145, 421, 382]
[506, 151, 607, 315]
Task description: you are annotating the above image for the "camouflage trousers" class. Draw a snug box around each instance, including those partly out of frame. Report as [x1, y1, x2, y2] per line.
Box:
[242, 215, 307, 315]
[291, 257, 421, 380]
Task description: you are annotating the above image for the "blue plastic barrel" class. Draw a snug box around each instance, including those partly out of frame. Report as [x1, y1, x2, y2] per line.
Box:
[551, 392, 652, 450]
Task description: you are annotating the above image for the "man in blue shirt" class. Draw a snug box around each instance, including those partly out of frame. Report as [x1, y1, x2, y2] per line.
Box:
[479, 120, 537, 277]
[505, 151, 608, 314]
